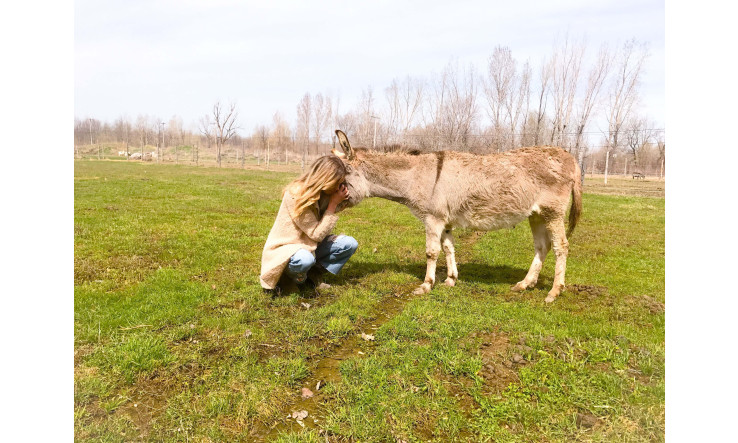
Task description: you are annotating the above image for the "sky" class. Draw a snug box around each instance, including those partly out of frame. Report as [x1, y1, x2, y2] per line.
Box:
[75, 0, 665, 134]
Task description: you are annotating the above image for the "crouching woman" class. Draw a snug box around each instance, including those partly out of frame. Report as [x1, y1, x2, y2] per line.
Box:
[260, 155, 358, 294]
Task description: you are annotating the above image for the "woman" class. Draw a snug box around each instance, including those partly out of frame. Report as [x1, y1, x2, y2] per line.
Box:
[260, 155, 358, 294]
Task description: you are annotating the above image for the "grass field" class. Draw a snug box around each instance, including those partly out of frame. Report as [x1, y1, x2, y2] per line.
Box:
[74, 160, 665, 442]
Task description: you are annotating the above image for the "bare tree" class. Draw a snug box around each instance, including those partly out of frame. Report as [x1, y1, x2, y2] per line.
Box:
[353, 87, 376, 146]
[211, 101, 239, 167]
[85, 118, 102, 159]
[549, 34, 585, 148]
[657, 137, 665, 180]
[482, 48, 532, 151]
[296, 93, 312, 170]
[114, 116, 132, 159]
[135, 115, 152, 158]
[532, 57, 554, 146]
[271, 112, 291, 164]
[385, 75, 424, 143]
[384, 80, 402, 142]
[513, 62, 532, 149]
[312, 93, 332, 156]
[74, 118, 85, 157]
[168, 115, 185, 164]
[331, 93, 341, 149]
[426, 61, 479, 150]
[484, 46, 515, 151]
[335, 110, 360, 142]
[198, 115, 215, 165]
[572, 44, 612, 176]
[623, 115, 656, 170]
[604, 39, 649, 184]
[254, 125, 270, 168]
[156, 120, 166, 163]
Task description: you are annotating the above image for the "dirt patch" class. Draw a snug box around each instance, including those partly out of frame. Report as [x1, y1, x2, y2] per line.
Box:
[74, 344, 97, 366]
[434, 330, 520, 419]
[116, 363, 205, 439]
[639, 295, 665, 314]
[568, 284, 608, 298]
[576, 411, 602, 429]
[475, 331, 520, 395]
[254, 335, 366, 440]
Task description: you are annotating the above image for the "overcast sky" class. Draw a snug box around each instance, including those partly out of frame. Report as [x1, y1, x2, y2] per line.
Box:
[75, 0, 664, 133]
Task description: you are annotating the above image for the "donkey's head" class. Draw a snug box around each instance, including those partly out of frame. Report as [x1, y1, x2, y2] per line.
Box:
[333, 130, 371, 206]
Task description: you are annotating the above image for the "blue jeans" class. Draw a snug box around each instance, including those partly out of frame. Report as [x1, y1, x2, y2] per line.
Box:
[285, 235, 359, 283]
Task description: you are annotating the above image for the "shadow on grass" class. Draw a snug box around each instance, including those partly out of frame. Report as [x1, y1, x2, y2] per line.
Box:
[337, 260, 539, 287]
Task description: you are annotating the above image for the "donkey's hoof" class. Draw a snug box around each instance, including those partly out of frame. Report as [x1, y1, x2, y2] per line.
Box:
[544, 293, 557, 303]
[443, 277, 456, 287]
[413, 283, 431, 295]
[511, 281, 528, 292]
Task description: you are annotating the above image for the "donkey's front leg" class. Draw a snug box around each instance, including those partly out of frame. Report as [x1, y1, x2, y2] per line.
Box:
[413, 218, 445, 295]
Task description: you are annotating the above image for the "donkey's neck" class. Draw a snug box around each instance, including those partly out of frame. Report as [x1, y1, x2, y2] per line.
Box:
[359, 154, 428, 205]
[367, 180, 409, 203]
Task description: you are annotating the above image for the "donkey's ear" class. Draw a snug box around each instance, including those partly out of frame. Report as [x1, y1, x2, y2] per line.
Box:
[335, 130, 354, 160]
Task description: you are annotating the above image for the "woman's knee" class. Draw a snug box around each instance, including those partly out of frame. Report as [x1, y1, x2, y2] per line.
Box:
[289, 249, 316, 273]
[339, 236, 359, 254]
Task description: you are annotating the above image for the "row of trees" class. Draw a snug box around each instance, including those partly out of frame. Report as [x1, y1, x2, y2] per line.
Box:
[75, 36, 664, 176]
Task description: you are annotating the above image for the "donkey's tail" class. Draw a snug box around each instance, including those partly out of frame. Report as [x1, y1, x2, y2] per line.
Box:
[567, 162, 583, 238]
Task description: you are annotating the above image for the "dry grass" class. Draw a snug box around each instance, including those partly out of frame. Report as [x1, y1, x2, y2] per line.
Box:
[583, 175, 665, 198]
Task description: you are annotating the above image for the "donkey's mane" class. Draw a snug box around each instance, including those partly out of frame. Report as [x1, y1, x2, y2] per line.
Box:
[353, 145, 427, 156]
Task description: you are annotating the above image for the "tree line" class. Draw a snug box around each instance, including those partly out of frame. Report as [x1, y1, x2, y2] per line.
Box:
[75, 36, 664, 177]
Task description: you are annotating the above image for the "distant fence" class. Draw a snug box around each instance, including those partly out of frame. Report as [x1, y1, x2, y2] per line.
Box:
[75, 143, 665, 179]
[74, 144, 327, 170]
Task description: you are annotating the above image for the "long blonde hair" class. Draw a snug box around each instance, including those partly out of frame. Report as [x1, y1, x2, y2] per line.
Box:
[286, 155, 347, 216]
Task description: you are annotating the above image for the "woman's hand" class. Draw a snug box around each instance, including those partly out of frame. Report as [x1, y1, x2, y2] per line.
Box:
[327, 183, 349, 212]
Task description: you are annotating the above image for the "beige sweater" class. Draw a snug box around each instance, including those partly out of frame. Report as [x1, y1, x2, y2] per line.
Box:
[260, 191, 339, 289]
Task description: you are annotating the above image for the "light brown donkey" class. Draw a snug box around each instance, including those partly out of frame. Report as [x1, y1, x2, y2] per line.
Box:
[333, 130, 582, 303]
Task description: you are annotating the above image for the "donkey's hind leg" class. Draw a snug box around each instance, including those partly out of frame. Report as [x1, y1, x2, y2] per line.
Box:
[512, 214, 551, 292]
[441, 228, 458, 287]
[544, 218, 569, 303]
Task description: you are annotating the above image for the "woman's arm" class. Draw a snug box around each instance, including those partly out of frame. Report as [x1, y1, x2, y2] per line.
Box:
[284, 196, 335, 243]
[289, 205, 339, 243]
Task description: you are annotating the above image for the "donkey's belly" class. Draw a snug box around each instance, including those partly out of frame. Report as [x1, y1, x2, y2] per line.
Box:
[452, 210, 529, 231]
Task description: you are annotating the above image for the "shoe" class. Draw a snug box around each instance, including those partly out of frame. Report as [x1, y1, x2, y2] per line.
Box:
[274, 274, 300, 295]
[307, 266, 327, 287]
[307, 266, 331, 293]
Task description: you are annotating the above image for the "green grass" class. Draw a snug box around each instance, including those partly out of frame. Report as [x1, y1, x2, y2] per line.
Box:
[75, 160, 664, 441]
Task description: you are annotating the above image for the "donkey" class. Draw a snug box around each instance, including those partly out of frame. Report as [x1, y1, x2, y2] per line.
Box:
[332, 130, 582, 303]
